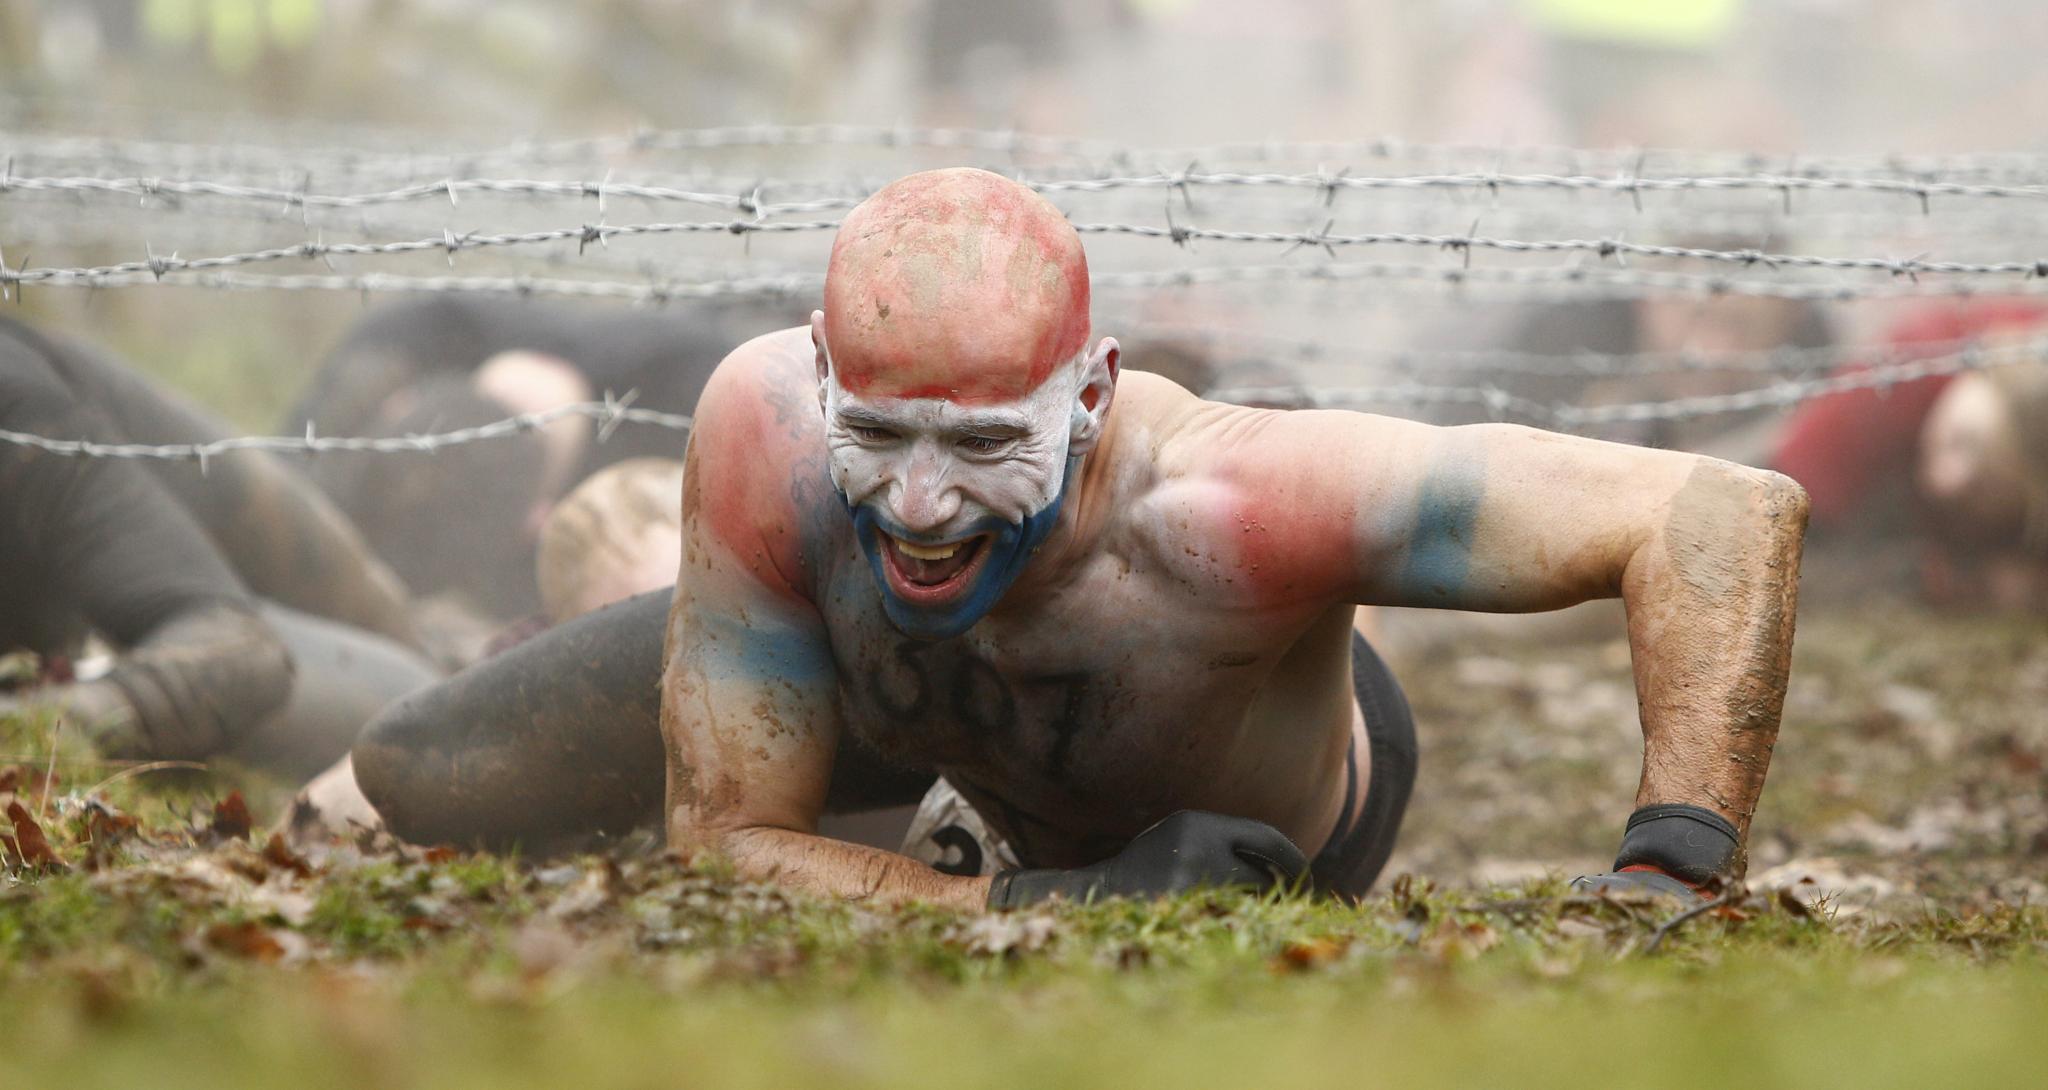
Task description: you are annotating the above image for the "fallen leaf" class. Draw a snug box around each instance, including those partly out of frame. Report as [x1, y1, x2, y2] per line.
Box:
[211, 792, 253, 841]
[81, 800, 139, 843]
[261, 833, 314, 879]
[1420, 918, 1500, 961]
[6, 799, 66, 871]
[204, 920, 297, 962]
[1274, 937, 1348, 972]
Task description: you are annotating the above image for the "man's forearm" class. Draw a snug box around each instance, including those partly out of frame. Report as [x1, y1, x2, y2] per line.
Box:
[1622, 458, 1808, 847]
[700, 824, 993, 910]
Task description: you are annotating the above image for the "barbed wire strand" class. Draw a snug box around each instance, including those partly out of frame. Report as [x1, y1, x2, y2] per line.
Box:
[12, 260, 2048, 306]
[14, 124, 2048, 185]
[1215, 336, 2041, 427]
[10, 168, 2048, 216]
[1118, 322, 2019, 378]
[16, 194, 2045, 278]
[0, 394, 691, 469]
[8, 218, 2048, 287]
[4, 338, 2036, 465]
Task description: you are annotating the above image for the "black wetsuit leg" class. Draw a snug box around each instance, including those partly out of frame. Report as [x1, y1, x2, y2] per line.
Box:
[0, 321, 291, 758]
[227, 603, 441, 780]
[352, 587, 931, 850]
[1306, 630, 1419, 898]
[7, 318, 418, 648]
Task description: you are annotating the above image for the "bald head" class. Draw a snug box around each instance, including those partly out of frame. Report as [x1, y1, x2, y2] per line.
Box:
[821, 168, 1091, 404]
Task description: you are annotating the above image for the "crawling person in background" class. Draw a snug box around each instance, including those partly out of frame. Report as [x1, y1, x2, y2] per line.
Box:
[1770, 301, 2048, 612]
[0, 316, 440, 778]
[352, 169, 1810, 910]
[1423, 248, 1835, 455]
[286, 296, 794, 619]
[288, 457, 691, 838]
[536, 458, 687, 625]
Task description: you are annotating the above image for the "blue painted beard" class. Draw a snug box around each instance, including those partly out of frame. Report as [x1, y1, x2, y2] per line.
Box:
[843, 454, 1081, 642]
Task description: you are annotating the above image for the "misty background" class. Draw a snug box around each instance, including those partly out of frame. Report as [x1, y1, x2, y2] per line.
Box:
[4, 1, 2044, 419]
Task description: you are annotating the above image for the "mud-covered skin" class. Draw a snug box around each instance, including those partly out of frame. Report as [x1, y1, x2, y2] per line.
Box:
[665, 328, 1810, 910]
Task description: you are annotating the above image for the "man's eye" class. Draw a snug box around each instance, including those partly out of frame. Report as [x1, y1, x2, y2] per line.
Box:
[959, 435, 1010, 455]
[851, 425, 897, 443]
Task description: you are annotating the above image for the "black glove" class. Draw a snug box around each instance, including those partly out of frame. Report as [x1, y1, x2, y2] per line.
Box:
[1570, 803, 1742, 901]
[986, 810, 1309, 908]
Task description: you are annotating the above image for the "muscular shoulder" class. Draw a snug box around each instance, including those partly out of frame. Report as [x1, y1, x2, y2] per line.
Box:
[681, 328, 838, 604]
[1101, 375, 1395, 607]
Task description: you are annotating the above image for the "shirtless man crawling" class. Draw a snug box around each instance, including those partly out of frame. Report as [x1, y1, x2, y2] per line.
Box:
[351, 168, 1805, 904]
[649, 168, 1810, 908]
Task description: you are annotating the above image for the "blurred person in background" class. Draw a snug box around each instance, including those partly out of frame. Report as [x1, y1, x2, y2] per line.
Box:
[0, 315, 438, 778]
[1417, 253, 1835, 455]
[1771, 300, 2048, 612]
[286, 455, 689, 841]
[284, 295, 795, 619]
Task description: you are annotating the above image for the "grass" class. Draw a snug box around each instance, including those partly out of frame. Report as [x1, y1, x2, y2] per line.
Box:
[5, 597, 2047, 1088]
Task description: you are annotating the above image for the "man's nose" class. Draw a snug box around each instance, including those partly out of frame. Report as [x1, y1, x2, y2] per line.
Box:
[890, 446, 962, 534]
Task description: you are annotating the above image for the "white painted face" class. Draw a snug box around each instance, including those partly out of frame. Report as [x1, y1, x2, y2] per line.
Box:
[821, 353, 1086, 541]
[811, 319, 1118, 635]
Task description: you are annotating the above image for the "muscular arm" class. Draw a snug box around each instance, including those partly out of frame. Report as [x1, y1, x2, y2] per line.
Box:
[1220, 408, 1807, 849]
[658, 339, 987, 908]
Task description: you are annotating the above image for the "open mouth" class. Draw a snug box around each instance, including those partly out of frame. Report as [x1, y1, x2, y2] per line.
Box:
[878, 531, 992, 605]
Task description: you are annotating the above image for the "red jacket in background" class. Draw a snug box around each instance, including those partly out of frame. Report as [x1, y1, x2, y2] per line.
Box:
[1772, 301, 2048, 527]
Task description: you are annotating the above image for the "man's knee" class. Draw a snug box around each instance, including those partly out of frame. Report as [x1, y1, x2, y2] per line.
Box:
[349, 690, 445, 840]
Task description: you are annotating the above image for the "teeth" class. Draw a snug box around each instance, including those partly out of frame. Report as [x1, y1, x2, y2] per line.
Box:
[891, 535, 961, 561]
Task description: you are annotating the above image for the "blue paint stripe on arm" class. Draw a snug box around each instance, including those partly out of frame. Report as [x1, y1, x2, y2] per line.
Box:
[1397, 460, 1486, 603]
[693, 608, 838, 684]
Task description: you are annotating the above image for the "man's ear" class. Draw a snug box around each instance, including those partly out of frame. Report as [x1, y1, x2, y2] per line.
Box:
[810, 310, 832, 411]
[1068, 336, 1121, 456]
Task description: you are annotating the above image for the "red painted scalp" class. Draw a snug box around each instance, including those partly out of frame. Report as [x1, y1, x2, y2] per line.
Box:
[822, 168, 1091, 403]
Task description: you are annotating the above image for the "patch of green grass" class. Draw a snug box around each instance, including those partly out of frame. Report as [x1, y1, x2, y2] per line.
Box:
[4, 946, 2048, 1090]
[6, 598, 2048, 1088]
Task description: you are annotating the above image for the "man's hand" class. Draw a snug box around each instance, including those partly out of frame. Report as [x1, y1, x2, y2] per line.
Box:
[987, 810, 1309, 907]
[1212, 411, 1807, 865]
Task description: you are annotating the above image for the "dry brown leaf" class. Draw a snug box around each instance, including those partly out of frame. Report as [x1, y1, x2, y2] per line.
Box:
[204, 921, 287, 962]
[7, 799, 66, 871]
[1420, 918, 1500, 961]
[261, 833, 314, 879]
[1274, 937, 1348, 972]
[210, 792, 253, 841]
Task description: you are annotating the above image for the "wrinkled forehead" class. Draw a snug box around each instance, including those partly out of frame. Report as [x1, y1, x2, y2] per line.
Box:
[822, 169, 1091, 405]
[826, 361, 1077, 433]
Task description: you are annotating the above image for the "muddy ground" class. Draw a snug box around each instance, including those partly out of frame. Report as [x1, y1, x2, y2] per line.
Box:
[1380, 534, 2048, 914]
